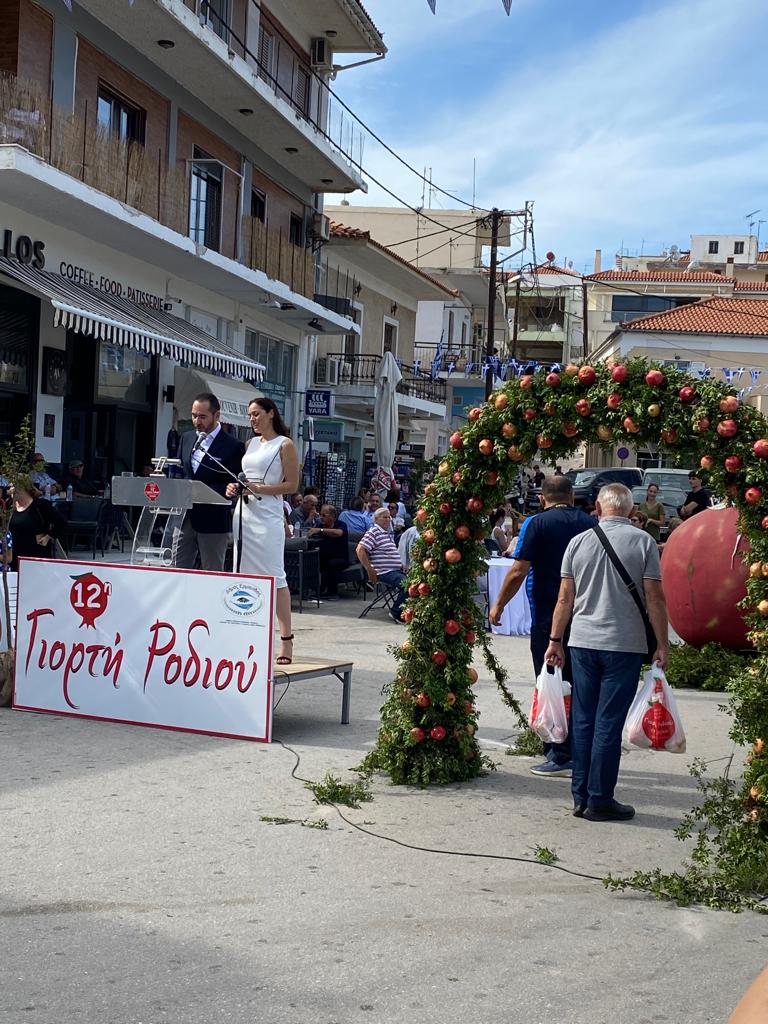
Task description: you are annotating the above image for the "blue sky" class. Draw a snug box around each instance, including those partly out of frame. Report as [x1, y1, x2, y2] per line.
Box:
[333, 0, 768, 272]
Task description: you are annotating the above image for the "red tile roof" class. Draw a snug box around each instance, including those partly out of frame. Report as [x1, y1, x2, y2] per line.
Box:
[757, 251, 768, 262]
[330, 222, 369, 240]
[329, 222, 458, 297]
[585, 269, 728, 283]
[535, 262, 582, 277]
[735, 280, 768, 292]
[622, 297, 768, 336]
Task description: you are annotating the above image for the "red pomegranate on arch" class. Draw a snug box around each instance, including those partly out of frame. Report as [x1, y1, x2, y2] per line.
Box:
[660, 506, 751, 650]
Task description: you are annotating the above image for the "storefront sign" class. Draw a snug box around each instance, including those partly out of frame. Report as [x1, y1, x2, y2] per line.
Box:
[13, 559, 276, 742]
[305, 390, 334, 417]
[303, 419, 344, 443]
[58, 261, 166, 309]
[3, 228, 45, 269]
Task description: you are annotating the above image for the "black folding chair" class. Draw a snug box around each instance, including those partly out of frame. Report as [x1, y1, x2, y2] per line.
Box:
[358, 579, 400, 619]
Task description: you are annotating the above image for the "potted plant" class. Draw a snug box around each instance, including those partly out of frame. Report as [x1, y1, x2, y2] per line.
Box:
[0, 415, 39, 706]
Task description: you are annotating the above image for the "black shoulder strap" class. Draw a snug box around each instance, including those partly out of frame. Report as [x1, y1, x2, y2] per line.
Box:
[591, 522, 652, 629]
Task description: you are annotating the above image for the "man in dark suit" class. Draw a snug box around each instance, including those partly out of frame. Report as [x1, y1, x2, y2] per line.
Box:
[176, 392, 244, 571]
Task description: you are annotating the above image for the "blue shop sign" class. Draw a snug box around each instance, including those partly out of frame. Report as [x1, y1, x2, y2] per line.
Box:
[305, 390, 333, 417]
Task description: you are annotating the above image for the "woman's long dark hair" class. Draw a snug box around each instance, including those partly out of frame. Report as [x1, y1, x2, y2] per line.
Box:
[249, 397, 290, 437]
[490, 507, 505, 529]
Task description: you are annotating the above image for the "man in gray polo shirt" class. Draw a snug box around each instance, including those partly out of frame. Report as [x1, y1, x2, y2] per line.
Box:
[544, 482, 669, 822]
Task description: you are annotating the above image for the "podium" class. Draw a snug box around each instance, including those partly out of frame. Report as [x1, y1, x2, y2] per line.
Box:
[111, 476, 230, 567]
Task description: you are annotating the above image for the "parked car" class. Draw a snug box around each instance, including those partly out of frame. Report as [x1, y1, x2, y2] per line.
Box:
[571, 467, 643, 509]
[641, 468, 695, 493]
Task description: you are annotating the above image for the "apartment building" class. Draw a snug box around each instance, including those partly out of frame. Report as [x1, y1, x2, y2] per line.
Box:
[309, 221, 455, 475]
[0, 0, 384, 480]
[505, 261, 583, 367]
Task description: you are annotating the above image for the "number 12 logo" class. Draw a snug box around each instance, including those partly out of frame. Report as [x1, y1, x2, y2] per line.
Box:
[69, 572, 112, 628]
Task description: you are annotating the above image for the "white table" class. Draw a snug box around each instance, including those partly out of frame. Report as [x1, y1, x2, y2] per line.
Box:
[487, 558, 532, 636]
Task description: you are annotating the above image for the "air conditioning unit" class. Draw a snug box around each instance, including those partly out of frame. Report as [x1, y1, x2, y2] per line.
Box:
[310, 38, 334, 71]
[314, 356, 340, 386]
[312, 212, 331, 241]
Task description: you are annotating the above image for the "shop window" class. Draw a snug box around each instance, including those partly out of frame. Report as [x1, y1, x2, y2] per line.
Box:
[251, 188, 266, 223]
[289, 214, 305, 247]
[97, 87, 146, 145]
[97, 343, 152, 405]
[189, 148, 222, 252]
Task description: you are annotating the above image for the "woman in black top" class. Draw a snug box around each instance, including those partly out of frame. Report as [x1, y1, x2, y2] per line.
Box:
[8, 480, 66, 570]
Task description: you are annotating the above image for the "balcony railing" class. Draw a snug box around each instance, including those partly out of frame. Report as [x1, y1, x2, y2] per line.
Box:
[192, 0, 365, 168]
[0, 74, 321, 302]
[328, 352, 447, 404]
[241, 215, 314, 299]
[0, 75, 190, 233]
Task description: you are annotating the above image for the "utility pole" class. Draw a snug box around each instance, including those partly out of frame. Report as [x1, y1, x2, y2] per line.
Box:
[484, 206, 502, 400]
[510, 275, 521, 360]
[581, 279, 589, 360]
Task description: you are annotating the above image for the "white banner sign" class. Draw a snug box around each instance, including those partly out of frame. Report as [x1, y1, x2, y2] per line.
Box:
[13, 560, 275, 742]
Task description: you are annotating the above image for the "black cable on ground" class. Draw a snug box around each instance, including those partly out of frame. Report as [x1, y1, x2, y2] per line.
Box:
[274, 739, 605, 884]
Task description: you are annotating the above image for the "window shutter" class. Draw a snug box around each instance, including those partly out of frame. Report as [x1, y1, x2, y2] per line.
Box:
[293, 66, 310, 116]
[258, 26, 274, 82]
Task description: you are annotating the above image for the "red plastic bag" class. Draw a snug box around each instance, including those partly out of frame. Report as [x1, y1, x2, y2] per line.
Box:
[623, 666, 686, 753]
[529, 665, 569, 744]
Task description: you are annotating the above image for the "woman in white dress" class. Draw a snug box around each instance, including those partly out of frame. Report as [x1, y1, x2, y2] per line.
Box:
[226, 398, 300, 665]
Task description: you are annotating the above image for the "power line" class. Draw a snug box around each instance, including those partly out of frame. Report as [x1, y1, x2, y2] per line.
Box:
[382, 217, 482, 249]
[238, 0, 491, 212]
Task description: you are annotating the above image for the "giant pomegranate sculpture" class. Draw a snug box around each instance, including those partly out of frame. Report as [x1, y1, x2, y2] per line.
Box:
[661, 506, 751, 649]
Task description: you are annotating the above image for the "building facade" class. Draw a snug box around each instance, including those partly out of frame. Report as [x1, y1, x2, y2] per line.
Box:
[308, 222, 453, 487]
[0, 0, 384, 479]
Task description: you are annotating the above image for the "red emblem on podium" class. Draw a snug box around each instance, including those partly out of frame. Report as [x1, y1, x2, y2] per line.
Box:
[144, 482, 161, 502]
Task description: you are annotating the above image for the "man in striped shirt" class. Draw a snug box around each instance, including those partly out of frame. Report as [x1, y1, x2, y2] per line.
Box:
[356, 507, 407, 623]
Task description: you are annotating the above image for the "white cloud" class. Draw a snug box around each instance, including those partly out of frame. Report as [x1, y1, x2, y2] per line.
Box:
[335, 0, 768, 266]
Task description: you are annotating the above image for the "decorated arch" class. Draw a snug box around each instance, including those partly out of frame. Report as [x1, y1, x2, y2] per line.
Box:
[364, 357, 768, 896]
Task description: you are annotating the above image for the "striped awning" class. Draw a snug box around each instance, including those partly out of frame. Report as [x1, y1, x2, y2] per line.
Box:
[0, 257, 265, 382]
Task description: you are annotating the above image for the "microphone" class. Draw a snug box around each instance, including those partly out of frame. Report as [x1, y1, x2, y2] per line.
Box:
[191, 431, 206, 455]
[238, 472, 261, 501]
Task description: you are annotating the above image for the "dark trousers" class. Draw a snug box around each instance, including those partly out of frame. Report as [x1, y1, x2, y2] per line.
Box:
[377, 569, 406, 620]
[320, 556, 348, 596]
[569, 647, 644, 808]
[530, 623, 572, 765]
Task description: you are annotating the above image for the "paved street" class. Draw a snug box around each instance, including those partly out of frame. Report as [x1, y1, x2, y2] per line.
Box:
[1, 594, 762, 1024]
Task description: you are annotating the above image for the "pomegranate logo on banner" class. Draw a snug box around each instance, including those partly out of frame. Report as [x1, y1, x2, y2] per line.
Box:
[144, 482, 161, 502]
[69, 572, 112, 628]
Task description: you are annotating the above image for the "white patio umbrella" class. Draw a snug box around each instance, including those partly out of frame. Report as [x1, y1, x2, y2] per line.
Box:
[373, 351, 402, 496]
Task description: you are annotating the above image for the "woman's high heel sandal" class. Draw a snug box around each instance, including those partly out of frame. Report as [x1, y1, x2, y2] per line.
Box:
[276, 635, 294, 666]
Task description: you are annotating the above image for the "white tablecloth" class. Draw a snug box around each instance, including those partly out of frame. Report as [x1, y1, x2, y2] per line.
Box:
[487, 558, 532, 636]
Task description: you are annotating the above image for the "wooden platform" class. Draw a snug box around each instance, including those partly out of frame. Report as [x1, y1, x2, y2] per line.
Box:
[272, 658, 353, 724]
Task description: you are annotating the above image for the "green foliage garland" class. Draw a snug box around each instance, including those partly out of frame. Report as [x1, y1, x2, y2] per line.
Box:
[362, 357, 768, 903]
[665, 642, 754, 691]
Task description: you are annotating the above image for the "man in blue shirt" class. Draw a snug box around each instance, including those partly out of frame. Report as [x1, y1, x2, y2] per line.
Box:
[490, 474, 594, 776]
[338, 497, 372, 536]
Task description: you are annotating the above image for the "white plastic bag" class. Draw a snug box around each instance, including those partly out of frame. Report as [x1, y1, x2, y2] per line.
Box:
[529, 665, 569, 744]
[623, 665, 686, 753]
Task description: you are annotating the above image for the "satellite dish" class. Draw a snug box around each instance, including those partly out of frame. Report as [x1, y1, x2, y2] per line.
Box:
[545, 251, 556, 263]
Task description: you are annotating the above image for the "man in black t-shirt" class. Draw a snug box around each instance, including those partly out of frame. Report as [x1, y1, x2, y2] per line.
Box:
[679, 471, 711, 519]
[307, 505, 349, 600]
[490, 475, 594, 777]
